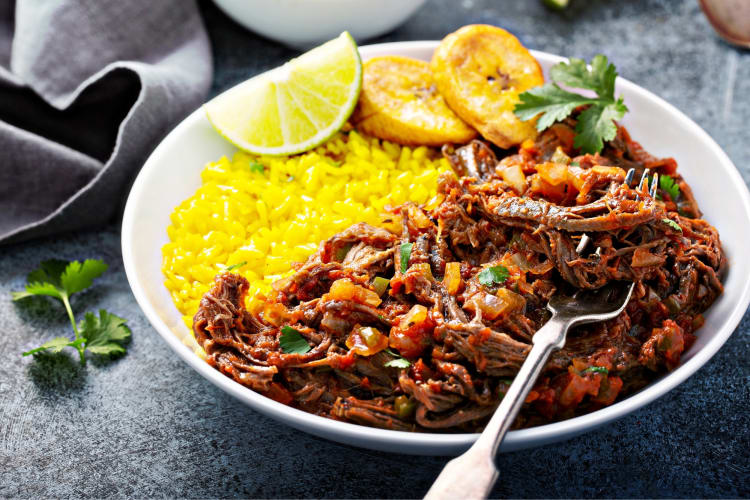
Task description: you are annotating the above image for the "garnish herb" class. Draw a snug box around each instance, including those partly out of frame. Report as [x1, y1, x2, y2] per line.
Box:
[385, 358, 411, 369]
[497, 377, 514, 398]
[400, 243, 413, 273]
[662, 218, 682, 232]
[384, 348, 411, 369]
[659, 175, 680, 200]
[582, 366, 609, 374]
[514, 55, 628, 154]
[13, 259, 131, 364]
[225, 261, 247, 272]
[279, 326, 312, 354]
[478, 265, 509, 287]
[249, 162, 264, 174]
[75, 310, 131, 356]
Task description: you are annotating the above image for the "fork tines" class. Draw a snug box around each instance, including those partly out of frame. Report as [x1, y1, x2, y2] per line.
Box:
[576, 167, 657, 256]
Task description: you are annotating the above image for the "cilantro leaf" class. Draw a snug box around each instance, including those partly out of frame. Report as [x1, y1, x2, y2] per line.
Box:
[478, 266, 509, 287]
[11, 281, 62, 301]
[582, 366, 609, 374]
[249, 162, 264, 174]
[12, 259, 108, 301]
[550, 55, 617, 100]
[80, 310, 131, 356]
[659, 175, 680, 200]
[12, 260, 68, 301]
[662, 218, 682, 232]
[279, 326, 311, 354]
[400, 243, 413, 273]
[61, 259, 109, 296]
[23, 337, 83, 356]
[384, 358, 411, 369]
[384, 348, 411, 368]
[514, 54, 628, 154]
[514, 84, 592, 131]
[573, 99, 627, 154]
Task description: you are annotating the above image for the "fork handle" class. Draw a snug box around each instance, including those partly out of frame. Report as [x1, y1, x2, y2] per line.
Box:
[424, 315, 569, 500]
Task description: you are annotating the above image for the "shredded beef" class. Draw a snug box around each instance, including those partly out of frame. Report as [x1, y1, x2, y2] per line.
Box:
[192, 119, 724, 433]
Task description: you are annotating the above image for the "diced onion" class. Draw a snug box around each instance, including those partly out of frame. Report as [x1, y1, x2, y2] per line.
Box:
[411, 262, 434, 281]
[328, 278, 382, 307]
[444, 262, 462, 295]
[399, 304, 428, 329]
[346, 326, 388, 356]
[465, 289, 524, 320]
[499, 163, 528, 194]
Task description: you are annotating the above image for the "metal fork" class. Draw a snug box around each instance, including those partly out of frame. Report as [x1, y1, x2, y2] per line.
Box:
[424, 280, 635, 500]
[576, 167, 656, 255]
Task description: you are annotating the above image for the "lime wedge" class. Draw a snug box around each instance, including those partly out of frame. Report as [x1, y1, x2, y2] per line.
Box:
[205, 32, 362, 156]
[542, 0, 570, 9]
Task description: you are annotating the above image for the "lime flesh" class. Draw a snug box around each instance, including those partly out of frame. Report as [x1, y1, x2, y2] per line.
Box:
[205, 32, 362, 156]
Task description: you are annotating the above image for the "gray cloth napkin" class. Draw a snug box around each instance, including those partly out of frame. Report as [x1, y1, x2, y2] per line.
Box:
[0, 0, 212, 244]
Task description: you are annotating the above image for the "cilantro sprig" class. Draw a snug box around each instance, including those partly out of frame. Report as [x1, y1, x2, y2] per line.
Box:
[13, 259, 131, 364]
[514, 55, 628, 154]
[478, 265, 510, 287]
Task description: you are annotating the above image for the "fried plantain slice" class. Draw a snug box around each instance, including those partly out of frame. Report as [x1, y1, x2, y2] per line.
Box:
[350, 56, 477, 146]
[431, 24, 544, 149]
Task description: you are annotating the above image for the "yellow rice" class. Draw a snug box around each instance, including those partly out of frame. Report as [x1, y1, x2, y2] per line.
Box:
[162, 130, 451, 328]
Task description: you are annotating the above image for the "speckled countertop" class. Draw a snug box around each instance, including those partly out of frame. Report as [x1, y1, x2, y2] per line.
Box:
[1, 0, 748, 498]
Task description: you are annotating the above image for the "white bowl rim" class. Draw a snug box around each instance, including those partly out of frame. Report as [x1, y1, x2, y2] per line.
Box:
[122, 41, 750, 455]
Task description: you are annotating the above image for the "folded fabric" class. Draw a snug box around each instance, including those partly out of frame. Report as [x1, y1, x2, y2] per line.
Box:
[0, 0, 212, 244]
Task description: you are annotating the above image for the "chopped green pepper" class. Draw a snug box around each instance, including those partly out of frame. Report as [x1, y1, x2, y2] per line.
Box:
[372, 277, 390, 297]
[664, 295, 682, 314]
[334, 243, 353, 262]
[394, 395, 416, 419]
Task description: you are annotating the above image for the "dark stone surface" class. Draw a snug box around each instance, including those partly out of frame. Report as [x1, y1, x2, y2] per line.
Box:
[1, 0, 749, 498]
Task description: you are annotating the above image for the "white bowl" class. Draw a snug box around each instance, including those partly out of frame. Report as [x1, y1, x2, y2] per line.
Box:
[122, 41, 750, 456]
[212, 0, 428, 49]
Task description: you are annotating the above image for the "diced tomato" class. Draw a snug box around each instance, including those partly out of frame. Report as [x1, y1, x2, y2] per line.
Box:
[410, 358, 434, 383]
[389, 305, 435, 358]
[558, 372, 601, 408]
[593, 376, 623, 406]
[265, 382, 294, 405]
